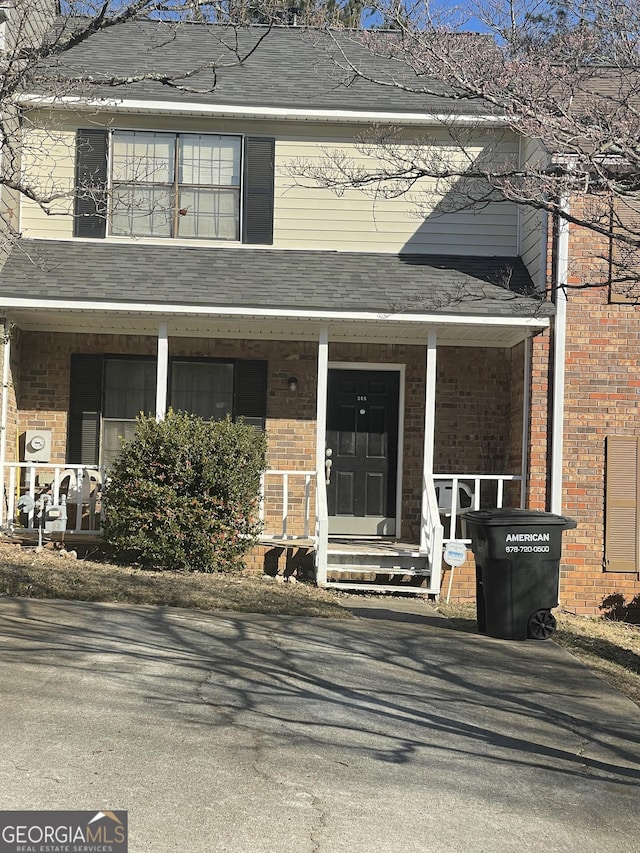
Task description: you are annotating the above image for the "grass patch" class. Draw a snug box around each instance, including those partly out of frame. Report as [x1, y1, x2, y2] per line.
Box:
[436, 601, 640, 707]
[0, 542, 350, 619]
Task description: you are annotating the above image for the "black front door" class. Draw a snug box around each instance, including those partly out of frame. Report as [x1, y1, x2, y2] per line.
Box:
[326, 369, 399, 535]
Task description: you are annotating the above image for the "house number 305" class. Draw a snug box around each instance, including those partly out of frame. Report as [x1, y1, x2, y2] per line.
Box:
[357, 395, 368, 401]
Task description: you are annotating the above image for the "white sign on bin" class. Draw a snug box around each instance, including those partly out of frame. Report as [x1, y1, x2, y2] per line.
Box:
[443, 540, 467, 567]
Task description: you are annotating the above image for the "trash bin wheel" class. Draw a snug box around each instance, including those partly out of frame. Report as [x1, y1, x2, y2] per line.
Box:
[527, 609, 557, 640]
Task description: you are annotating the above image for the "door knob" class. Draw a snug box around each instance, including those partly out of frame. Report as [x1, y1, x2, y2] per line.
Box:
[325, 447, 333, 485]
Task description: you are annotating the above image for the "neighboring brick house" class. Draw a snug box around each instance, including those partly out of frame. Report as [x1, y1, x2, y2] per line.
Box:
[543, 197, 640, 618]
[3, 19, 636, 616]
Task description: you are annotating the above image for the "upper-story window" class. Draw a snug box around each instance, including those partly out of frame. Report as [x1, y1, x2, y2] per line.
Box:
[111, 131, 242, 240]
[74, 128, 275, 245]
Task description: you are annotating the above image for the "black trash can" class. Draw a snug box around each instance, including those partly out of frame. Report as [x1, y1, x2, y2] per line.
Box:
[461, 508, 577, 640]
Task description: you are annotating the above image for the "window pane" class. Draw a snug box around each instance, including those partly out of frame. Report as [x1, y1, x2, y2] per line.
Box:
[104, 359, 156, 419]
[171, 361, 233, 420]
[111, 185, 173, 237]
[180, 134, 241, 186]
[177, 188, 239, 240]
[112, 131, 174, 183]
[102, 420, 138, 468]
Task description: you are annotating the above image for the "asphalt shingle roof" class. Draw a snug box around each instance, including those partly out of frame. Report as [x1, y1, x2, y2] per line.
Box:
[1, 240, 553, 318]
[43, 22, 491, 115]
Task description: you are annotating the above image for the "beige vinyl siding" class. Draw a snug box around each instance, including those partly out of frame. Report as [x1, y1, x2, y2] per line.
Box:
[275, 128, 518, 254]
[20, 123, 76, 239]
[21, 111, 519, 255]
[519, 205, 545, 289]
[518, 138, 550, 287]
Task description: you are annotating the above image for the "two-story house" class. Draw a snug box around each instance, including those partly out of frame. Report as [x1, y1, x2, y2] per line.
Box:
[0, 20, 560, 601]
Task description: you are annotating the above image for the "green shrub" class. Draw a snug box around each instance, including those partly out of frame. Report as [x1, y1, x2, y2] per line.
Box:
[102, 411, 267, 572]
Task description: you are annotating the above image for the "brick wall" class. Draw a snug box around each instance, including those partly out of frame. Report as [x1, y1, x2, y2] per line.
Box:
[556, 200, 640, 614]
[434, 346, 513, 473]
[528, 329, 551, 511]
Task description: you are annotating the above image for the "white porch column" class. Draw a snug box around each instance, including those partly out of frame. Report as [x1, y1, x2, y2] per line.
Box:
[155, 322, 168, 422]
[0, 323, 11, 528]
[315, 325, 329, 586]
[420, 329, 438, 553]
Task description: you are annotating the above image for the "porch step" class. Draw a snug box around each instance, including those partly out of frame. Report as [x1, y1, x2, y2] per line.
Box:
[323, 582, 432, 595]
[325, 550, 431, 592]
[327, 552, 429, 574]
[326, 565, 430, 577]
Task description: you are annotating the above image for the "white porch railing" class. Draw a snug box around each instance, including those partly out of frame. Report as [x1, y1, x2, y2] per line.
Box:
[1, 463, 105, 535]
[315, 469, 329, 587]
[259, 469, 314, 540]
[1, 463, 524, 578]
[433, 473, 524, 543]
[420, 476, 445, 593]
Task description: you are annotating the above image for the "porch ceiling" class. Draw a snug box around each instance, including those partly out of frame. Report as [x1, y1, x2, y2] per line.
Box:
[4, 307, 545, 347]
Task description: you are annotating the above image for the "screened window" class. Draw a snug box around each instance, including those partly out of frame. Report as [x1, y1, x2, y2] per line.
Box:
[111, 131, 242, 240]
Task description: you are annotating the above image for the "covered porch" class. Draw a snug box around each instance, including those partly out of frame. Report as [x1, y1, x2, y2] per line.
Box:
[0, 310, 548, 597]
[0, 241, 552, 597]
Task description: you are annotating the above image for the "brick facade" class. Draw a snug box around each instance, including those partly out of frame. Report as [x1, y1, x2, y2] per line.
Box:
[555, 202, 640, 615]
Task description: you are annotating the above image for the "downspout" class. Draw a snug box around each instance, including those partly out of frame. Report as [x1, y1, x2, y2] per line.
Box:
[550, 195, 569, 515]
[520, 206, 548, 510]
[0, 322, 10, 528]
[520, 335, 531, 508]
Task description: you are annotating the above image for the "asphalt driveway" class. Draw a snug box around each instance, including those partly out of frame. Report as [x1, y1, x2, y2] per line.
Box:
[0, 596, 638, 853]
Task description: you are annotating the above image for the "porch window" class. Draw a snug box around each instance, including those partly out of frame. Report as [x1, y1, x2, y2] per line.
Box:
[67, 354, 268, 467]
[171, 361, 234, 420]
[102, 358, 156, 466]
[111, 131, 241, 240]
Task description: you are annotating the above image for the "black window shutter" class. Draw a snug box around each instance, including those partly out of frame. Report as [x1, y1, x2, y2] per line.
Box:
[74, 129, 108, 238]
[234, 359, 268, 429]
[67, 354, 103, 465]
[242, 137, 275, 245]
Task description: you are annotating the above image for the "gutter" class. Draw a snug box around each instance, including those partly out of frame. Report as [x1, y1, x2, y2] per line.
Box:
[0, 296, 552, 328]
[17, 94, 510, 127]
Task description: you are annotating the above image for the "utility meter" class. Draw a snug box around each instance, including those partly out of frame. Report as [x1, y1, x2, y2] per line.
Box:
[23, 429, 52, 462]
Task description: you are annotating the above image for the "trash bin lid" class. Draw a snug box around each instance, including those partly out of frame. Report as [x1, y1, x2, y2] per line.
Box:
[461, 508, 577, 529]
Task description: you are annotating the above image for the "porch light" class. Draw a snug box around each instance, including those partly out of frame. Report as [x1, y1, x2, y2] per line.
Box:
[288, 377, 298, 392]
